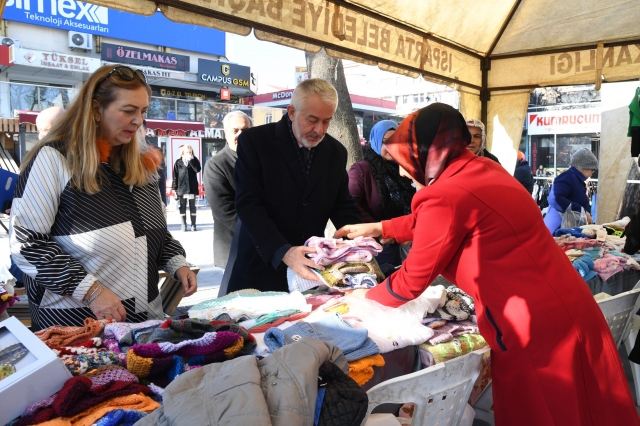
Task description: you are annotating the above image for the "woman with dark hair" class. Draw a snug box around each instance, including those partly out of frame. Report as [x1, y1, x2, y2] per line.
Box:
[172, 144, 201, 231]
[9, 65, 197, 329]
[348, 120, 415, 266]
[336, 103, 638, 426]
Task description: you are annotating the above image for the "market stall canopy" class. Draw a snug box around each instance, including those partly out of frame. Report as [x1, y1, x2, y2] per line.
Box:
[29, 0, 640, 93]
[4, 1, 638, 174]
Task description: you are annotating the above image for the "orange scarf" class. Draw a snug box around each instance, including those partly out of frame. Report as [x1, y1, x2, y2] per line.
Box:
[96, 139, 162, 173]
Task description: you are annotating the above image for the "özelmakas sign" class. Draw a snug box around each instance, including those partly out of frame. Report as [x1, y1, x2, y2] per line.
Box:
[102, 43, 189, 71]
[198, 59, 250, 88]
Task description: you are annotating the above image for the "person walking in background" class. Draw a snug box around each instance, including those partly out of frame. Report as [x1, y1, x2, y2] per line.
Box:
[514, 151, 534, 193]
[172, 144, 201, 231]
[35, 106, 65, 140]
[348, 120, 415, 267]
[465, 118, 501, 164]
[544, 148, 597, 233]
[203, 110, 252, 269]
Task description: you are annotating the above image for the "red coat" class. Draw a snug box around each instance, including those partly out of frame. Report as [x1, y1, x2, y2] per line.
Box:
[367, 149, 639, 426]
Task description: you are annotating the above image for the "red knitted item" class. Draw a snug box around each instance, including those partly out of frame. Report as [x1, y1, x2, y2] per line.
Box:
[250, 312, 311, 333]
[53, 376, 151, 417]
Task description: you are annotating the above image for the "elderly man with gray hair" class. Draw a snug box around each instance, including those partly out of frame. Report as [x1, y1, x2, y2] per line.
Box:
[203, 110, 252, 269]
[221, 78, 361, 294]
[36, 106, 65, 140]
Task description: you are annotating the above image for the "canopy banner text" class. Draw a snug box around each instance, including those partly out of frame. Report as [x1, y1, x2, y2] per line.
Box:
[490, 43, 640, 89]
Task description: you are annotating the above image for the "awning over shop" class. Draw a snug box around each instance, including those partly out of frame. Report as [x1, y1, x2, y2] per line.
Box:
[145, 119, 205, 133]
[16, 110, 38, 125]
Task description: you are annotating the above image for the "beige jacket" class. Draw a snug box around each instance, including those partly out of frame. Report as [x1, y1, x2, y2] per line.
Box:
[135, 337, 348, 426]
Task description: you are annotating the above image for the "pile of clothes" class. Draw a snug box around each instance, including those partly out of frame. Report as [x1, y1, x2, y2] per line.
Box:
[416, 282, 488, 367]
[553, 222, 640, 282]
[289, 236, 385, 292]
[10, 316, 256, 425]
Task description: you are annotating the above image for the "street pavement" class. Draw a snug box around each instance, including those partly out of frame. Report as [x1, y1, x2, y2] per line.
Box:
[165, 200, 222, 309]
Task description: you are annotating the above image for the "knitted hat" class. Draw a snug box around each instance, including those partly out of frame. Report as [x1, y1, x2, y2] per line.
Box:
[35, 318, 110, 348]
[348, 354, 385, 385]
[570, 148, 598, 170]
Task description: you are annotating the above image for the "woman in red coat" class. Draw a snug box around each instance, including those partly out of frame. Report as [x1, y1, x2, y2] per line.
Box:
[336, 103, 639, 426]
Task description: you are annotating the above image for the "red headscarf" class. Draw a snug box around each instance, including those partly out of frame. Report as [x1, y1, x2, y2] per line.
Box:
[385, 103, 471, 186]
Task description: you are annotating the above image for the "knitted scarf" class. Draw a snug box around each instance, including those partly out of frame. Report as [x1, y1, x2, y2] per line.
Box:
[386, 103, 471, 186]
[364, 148, 415, 219]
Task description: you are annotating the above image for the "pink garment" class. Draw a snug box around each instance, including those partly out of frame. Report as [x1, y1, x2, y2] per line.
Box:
[427, 320, 479, 345]
[305, 293, 344, 310]
[555, 236, 603, 251]
[593, 254, 625, 281]
[305, 236, 383, 266]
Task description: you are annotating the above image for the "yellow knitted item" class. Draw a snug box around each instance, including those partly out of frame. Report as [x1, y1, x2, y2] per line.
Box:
[36, 393, 160, 426]
[348, 354, 385, 385]
[126, 349, 153, 378]
[224, 336, 244, 358]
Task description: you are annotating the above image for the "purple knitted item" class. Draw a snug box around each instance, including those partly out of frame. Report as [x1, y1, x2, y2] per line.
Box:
[130, 332, 242, 358]
[104, 338, 128, 365]
[103, 320, 164, 342]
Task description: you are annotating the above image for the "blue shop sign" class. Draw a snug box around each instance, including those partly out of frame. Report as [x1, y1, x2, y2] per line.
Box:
[4, 0, 225, 56]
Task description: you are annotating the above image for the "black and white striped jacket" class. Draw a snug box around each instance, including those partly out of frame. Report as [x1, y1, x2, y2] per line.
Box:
[9, 144, 189, 328]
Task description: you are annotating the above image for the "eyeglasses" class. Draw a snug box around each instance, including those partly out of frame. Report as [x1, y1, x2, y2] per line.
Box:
[97, 66, 146, 88]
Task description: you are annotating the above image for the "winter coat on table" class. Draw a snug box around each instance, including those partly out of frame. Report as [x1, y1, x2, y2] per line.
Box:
[513, 159, 534, 193]
[203, 145, 237, 268]
[543, 166, 590, 233]
[367, 148, 639, 426]
[172, 156, 201, 196]
[223, 115, 362, 294]
[136, 337, 367, 426]
[9, 144, 189, 329]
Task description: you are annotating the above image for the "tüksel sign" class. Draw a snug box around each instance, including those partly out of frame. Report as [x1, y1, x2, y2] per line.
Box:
[13, 47, 100, 73]
[527, 109, 601, 135]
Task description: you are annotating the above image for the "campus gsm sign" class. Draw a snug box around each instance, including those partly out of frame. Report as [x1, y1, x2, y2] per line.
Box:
[527, 109, 601, 135]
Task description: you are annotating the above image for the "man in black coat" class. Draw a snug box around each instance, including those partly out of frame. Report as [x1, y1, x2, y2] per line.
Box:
[222, 78, 362, 294]
[514, 151, 534, 193]
[203, 110, 252, 268]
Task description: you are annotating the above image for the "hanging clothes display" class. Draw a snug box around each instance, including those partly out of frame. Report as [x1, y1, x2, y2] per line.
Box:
[628, 86, 640, 158]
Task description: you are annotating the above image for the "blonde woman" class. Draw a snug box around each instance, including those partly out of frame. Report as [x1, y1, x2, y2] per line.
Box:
[172, 144, 201, 231]
[9, 65, 197, 329]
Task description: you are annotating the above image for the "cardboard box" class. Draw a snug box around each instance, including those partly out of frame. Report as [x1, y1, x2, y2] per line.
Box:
[0, 316, 72, 425]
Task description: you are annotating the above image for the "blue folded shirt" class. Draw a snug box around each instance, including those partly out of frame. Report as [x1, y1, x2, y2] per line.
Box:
[264, 312, 379, 361]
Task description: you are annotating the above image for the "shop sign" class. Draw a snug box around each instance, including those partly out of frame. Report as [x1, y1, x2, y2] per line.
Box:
[101, 43, 190, 72]
[13, 47, 100, 73]
[4, 1, 225, 56]
[272, 90, 293, 100]
[220, 88, 231, 101]
[198, 59, 251, 88]
[148, 128, 226, 139]
[527, 109, 601, 135]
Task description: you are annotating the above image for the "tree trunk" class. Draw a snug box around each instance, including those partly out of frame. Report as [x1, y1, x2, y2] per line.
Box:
[305, 49, 363, 168]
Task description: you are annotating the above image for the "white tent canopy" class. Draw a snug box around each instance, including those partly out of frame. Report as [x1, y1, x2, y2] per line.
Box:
[5, 1, 639, 214]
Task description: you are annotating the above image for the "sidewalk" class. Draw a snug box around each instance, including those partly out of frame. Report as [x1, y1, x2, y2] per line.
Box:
[165, 201, 221, 309]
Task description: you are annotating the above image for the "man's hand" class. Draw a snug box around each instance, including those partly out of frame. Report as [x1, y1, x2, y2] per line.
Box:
[334, 223, 383, 239]
[176, 266, 198, 297]
[586, 211, 594, 225]
[283, 246, 323, 281]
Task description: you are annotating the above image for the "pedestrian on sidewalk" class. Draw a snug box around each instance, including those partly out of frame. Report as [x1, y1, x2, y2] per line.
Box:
[172, 144, 201, 231]
[203, 110, 252, 268]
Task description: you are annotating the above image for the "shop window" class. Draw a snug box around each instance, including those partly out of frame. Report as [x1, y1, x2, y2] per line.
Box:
[413, 94, 419, 103]
[556, 135, 593, 175]
[148, 98, 176, 120]
[177, 101, 197, 121]
[265, 114, 273, 124]
[403, 95, 409, 104]
[420, 93, 425, 103]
